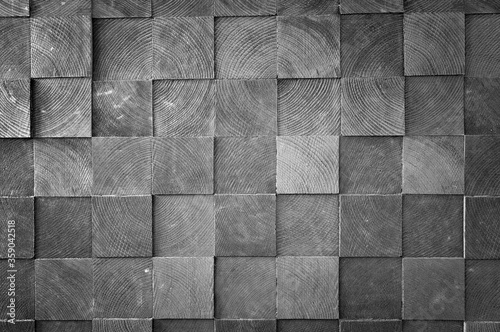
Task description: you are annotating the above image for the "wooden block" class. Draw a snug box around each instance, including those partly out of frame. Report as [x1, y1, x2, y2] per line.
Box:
[215, 257, 276, 319]
[467, 322, 500, 332]
[92, 137, 151, 195]
[340, 137, 402, 194]
[466, 197, 500, 259]
[0, 260, 34, 319]
[93, 0, 151, 17]
[466, 0, 500, 13]
[216, 79, 277, 136]
[403, 136, 464, 194]
[215, 0, 275, 16]
[93, 196, 152, 258]
[36, 321, 92, 332]
[215, 17, 276, 79]
[152, 137, 213, 194]
[153, 17, 213, 79]
[35, 259, 92, 320]
[93, 80, 152, 137]
[153, 257, 213, 318]
[404, 0, 464, 12]
[404, 13, 465, 76]
[0, 79, 30, 138]
[277, 16, 340, 78]
[217, 320, 276, 332]
[93, 19, 152, 80]
[0, 0, 29, 16]
[341, 0, 403, 13]
[341, 77, 405, 136]
[154, 320, 214, 331]
[465, 78, 500, 135]
[277, 0, 338, 15]
[153, 0, 213, 16]
[94, 258, 152, 318]
[0, 19, 30, 79]
[403, 195, 463, 257]
[215, 137, 276, 194]
[0, 197, 33, 259]
[34, 138, 92, 196]
[31, 0, 90, 16]
[32, 78, 91, 137]
[93, 319, 151, 332]
[278, 320, 339, 332]
[403, 321, 464, 332]
[403, 258, 465, 320]
[0, 139, 33, 196]
[341, 321, 403, 332]
[466, 15, 500, 77]
[36, 197, 91, 258]
[215, 194, 276, 257]
[277, 136, 339, 194]
[0, 320, 34, 332]
[465, 136, 500, 195]
[466, 260, 500, 320]
[276, 195, 338, 256]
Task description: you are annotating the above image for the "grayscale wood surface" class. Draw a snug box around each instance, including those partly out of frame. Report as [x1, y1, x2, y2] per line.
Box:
[404, 0, 464, 12]
[0, 260, 34, 319]
[466, 15, 500, 77]
[0, 198, 33, 259]
[341, 320, 403, 332]
[0, 18, 30, 79]
[278, 320, 339, 332]
[465, 136, 500, 195]
[31, 0, 90, 16]
[341, 0, 403, 13]
[92, 319, 151, 332]
[277, 0, 338, 15]
[153, 0, 213, 17]
[216, 320, 276, 332]
[465, 78, 500, 135]
[466, 260, 500, 320]
[215, 0, 276, 16]
[0, 0, 29, 16]
[0, 139, 33, 196]
[0, 79, 30, 137]
[36, 321, 92, 332]
[154, 319, 214, 332]
[93, 0, 150, 18]
[465, 197, 500, 259]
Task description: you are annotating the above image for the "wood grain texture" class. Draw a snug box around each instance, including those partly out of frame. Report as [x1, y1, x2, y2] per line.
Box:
[467, 322, 500, 332]
[277, 256, 338, 319]
[0, 320, 34, 332]
[278, 320, 339, 332]
[341, 77, 405, 136]
[277, 15, 340, 78]
[0, 18, 30, 79]
[31, 0, 90, 16]
[153, 17, 213, 79]
[277, 136, 339, 194]
[215, 0, 275, 16]
[35, 259, 92, 320]
[92, 137, 151, 195]
[465, 197, 500, 259]
[465, 136, 500, 195]
[403, 321, 464, 332]
[340, 258, 402, 319]
[215, 257, 276, 319]
[154, 195, 214, 257]
[403, 258, 465, 320]
[465, 78, 500, 135]
[36, 321, 92, 332]
[93, 319, 151, 332]
[0, 0, 29, 16]
[466, 0, 500, 13]
[0, 260, 34, 319]
[93, 196, 152, 258]
[93, 0, 151, 17]
[406, 76, 464, 135]
[341, 0, 403, 13]
[0, 198, 33, 259]
[0, 139, 33, 196]
[403, 136, 464, 194]
[277, 0, 338, 15]
[36, 197, 92, 258]
[276, 195, 338, 256]
[94, 258, 152, 318]
[341, 321, 403, 332]
[216, 79, 277, 136]
[404, 13, 465, 76]
[153, 80, 214, 137]
[0, 79, 29, 137]
[93, 80, 152, 137]
[466, 15, 500, 77]
[466, 260, 500, 320]
[93, 19, 152, 80]
[404, 0, 464, 12]
[154, 320, 213, 332]
[403, 195, 463, 257]
[34, 138, 91, 196]
[153, 257, 214, 318]
[32, 78, 91, 137]
[215, 17, 277, 79]
[153, 0, 213, 16]
[216, 320, 276, 332]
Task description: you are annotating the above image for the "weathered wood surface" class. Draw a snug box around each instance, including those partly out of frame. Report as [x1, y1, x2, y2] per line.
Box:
[278, 320, 339, 332]
[0, 198, 33, 259]
[153, 0, 213, 17]
[404, 321, 463, 332]
[466, 197, 500, 259]
[467, 322, 500, 332]
[0, 320, 34, 331]
[466, 15, 500, 77]
[466, 0, 500, 13]
[36, 321, 92, 332]
[31, 0, 90, 16]
[216, 0, 275, 16]
[217, 320, 276, 332]
[0, 18, 30, 78]
[92, 319, 151, 332]
[93, 0, 150, 18]
[0, 0, 29, 16]
[277, 0, 338, 15]
[0, 260, 34, 319]
[0, 139, 33, 196]
[465, 78, 500, 135]
[341, 0, 403, 13]
[404, 0, 464, 12]
[466, 260, 500, 320]
[341, 321, 403, 332]
[154, 319, 214, 332]
[465, 136, 500, 195]
[0, 79, 30, 137]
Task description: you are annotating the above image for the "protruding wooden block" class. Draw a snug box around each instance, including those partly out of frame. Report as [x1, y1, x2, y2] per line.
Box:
[32, 78, 91, 137]
[277, 136, 339, 194]
[341, 321, 402, 332]
[31, 0, 90, 16]
[404, 0, 464, 12]
[93, 80, 152, 137]
[467, 322, 500, 332]
[0, 79, 30, 138]
[154, 320, 214, 332]
[36, 321, 92, 332]
[403, 258, 465, 320]
[276, 195, 338, 256]
[465, 78, 500, 135]
[217, 320, 275, 332]
[216, 79, 277, 136]
[0, 198, 33, 259]
[277, 16, 340, 78]
[153, 0, 213, 16]
[93, 19, 152, 80]
[403, 136, 464, 194]
[215, 257, 276, 319]
[466, 197, 500, 259]
[153, 17, 213, 79]
[341, 0, 403, 13]
[404, 321, 464, 332]
[0, 19, 30, 79]
[93, 320, 151, 332]
[0, 320, 34, 332]
[466, 15, 500, 77]
[215, 0, 275, 16]
[465, 136, 500, 195]
[341, 77, 405, 136]
[35, 259, 92, 320]
[466, 260, 500, 320]
[0, 260, 34, 319]
[403, 195, 463, 257]
[93, 0, 151, 18]
[94, 258, 152, 318]
[340, 258, 402, 319]
[278, 320, 339, 332]
[93, 196, 152, 258]
[0, 139, 33, 196]
[466, 0, 500, 13]
[34, 138, 91, 196]
[0, 0, 29, 16]
[92, 137, 151, 195]
[277, 0, 338, 15]
[215, 17, 277, 79]
[153, 257, 214, 318]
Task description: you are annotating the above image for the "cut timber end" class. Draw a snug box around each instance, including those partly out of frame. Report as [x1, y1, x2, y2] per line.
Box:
[153, 0, 213, 17]
[31, 0, 91, 17]
[404, 0, 464, 12]
[465, 136, 500, 195]
[93, 0, 150, 18]
[465, 78, 500, 135]
[466, 15, 500, 77]
[465, 197, 500, 259]
[277, 0, 338, 15]
[215, 0, 276, 16]
[0, 139, 33, 196]
[0, 79, 30, 138]
[217, 320, 276, 332]
[0, 197, 34, 259]
[341, 0, 403, 13]
[466, 260, 500, 320]
[0, 18, 30, 79]
[92, 320, 151, 332]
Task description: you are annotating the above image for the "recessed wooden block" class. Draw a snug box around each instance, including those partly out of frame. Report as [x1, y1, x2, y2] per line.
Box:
[32, 78, 91, 137]
[404, 13, 465, 76]
[466, 260, 500, 320]
[34, 138, 91, 196]
[36, 321, 92, 332]
[93, 319, 151, 332]
[0, 79, 30, 137]
[278, 0, 338, 15]
[93, 80, 152, 137]
[341, 0, 403, 13]
[153, 0, 213, 16]
[403, 195, 463, 257]
[153, 257, 214, 318]
[0, 320, 34, 332]
[0, 260, 34, 319]
[216, 79, 277, 136]
[94, 258, 152, 318]
[341, 321, 403, 332]
[31, 0, 90, 16]
[215, 257, 276, 319]
[35, 259, 92, 320]
[93, 19, 152, 80]
[465, 136, 500, 195]
[340, 258, 402, 319]
[92, 137, 151, 195]
[341, 77, 405, 136]
[217, 320, 276, 332]
[467, 322, 500, 332]
[93, 196, 152, 258]
[404, 321, 464, 332]
[93, 0, 151, 17]
[215, 0, 275, 16]
[154, 320, 214, 332]
[403, 258, 465, 320]
[403, 136, 464, 194]
[465, 78, 500, 135]
[466, 197, 500, 259]
[278, 320, 339, 332]
[0, 0, 29, 16]
[466, 0, 500, 13]
[277, 15, 340, 78]
[466, 15, 500, 77]
[0, 139, 33, 196]
[215, 17, 276, 79]
[0, 198, 33, 259]
[0, 19, 30, 79]
[404, 0, 464, 12]
[276, 195, 338, 256]
[277, 136, 339, 194]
